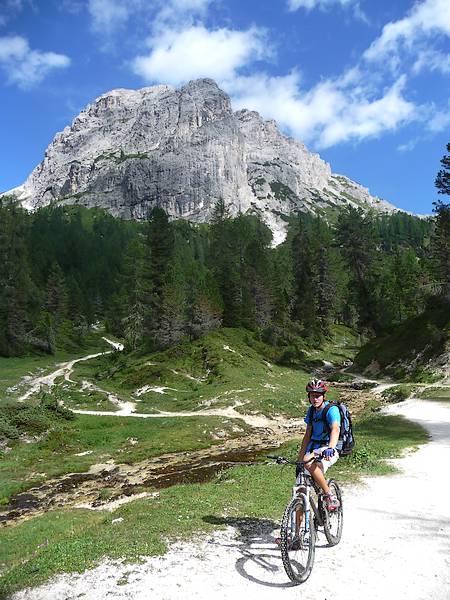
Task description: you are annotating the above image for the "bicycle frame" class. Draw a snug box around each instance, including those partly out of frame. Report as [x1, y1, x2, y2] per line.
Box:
[269, 454, 328, 530]
[292, 462, 326, 530]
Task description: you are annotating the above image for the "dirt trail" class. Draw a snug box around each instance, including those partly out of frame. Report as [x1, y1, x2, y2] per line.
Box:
[16, 338, 123, 401]
[11, 395, 449, 600]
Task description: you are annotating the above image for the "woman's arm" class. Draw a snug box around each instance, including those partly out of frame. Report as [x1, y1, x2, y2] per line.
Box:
[328, 421, 340, 451]
[297, 424, 312, 461]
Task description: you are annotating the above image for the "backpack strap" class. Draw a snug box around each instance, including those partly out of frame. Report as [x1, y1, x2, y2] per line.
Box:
[320, 402, 335, 431]
[309, 402, 334, 444]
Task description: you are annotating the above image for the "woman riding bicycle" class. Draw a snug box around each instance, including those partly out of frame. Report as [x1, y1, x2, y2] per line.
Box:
[297, 379, 341, 511]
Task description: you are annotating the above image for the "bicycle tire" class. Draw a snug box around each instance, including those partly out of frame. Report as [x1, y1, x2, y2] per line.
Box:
[280, 497, 316, 584]
[323, 479, 343, 546]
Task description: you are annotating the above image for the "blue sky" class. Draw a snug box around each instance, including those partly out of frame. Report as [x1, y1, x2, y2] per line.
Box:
[1, 0, 449, 215]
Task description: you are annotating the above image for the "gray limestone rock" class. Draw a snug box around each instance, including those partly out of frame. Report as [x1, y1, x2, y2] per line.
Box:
[6, 78, 398, 244]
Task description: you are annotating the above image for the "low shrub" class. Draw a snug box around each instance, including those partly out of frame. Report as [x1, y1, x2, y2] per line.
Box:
[381, 385, 414, 403]
[0, 392, 74, 445]
[327, 372, 353, 383]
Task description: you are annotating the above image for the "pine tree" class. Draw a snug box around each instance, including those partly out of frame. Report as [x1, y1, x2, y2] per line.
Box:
[0, 200, 33, 356]
[209, 200, 242, 327]
[45, 262, 68, 326]
[235, 215, 273, 329]
[431, 143, 450, 301]
[142, 207, 175, 349]
[335, 207, 380, 331]
[430, 200, 450, 301]
[291, 219, 317, 335]
[290, 217, 339, 340]
[120, 236, 146, 350]
[435, 143, 450, 196]
[270, 243, 294, 329]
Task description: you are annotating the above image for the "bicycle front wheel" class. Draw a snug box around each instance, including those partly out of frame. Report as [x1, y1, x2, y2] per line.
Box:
[323, 479, 343, 546]
[280, 497, 316, 584]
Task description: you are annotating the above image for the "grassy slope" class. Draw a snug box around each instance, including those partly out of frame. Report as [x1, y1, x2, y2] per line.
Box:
[70, 327, 316, 417]
[354, 302, 449, 381]
[0, 325, 431, 595]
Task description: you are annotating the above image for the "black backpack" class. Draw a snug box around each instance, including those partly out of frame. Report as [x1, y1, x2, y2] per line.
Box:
[307, 401, 355, 457]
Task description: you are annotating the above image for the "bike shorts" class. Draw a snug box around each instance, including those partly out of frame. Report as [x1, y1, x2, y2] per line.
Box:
[304, 446, 339, 474]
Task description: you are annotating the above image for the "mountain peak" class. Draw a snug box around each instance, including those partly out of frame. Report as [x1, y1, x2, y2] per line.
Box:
[4, 79, 398, 243]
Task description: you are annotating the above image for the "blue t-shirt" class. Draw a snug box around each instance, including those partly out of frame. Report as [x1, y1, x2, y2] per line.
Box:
[304, 401, 341, 452]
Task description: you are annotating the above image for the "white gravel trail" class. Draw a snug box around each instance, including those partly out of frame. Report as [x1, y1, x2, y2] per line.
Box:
[17, 338, 122, 401]
[10, 396, 450, 600]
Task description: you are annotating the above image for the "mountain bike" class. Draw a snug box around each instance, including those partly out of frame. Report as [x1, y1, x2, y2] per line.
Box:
[268, 454, 343, 584]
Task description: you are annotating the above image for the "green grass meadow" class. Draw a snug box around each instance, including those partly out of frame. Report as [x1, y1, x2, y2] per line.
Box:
[0, 325, 432, 596]
[0, 409, 429, 597]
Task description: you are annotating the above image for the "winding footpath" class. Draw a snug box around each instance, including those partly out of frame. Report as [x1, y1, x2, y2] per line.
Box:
[10, 390, 450, 600]
[15, 342, 304, 431]
[17, 338, 124, 402]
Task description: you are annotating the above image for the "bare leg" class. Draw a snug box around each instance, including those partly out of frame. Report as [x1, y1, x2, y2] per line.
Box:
[304, 455, 330, 495]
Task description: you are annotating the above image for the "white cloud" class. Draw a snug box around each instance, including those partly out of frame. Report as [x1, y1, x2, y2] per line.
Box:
[428, 106, 450, 132]
[398, 139, 419, 152]
[287, 0, 355, 10]
[228, 71, 416, 149]
[132, 25, 270, 85]
[413, 49, 450, 74]
[0, 35, 70, 88]
[86, 0, 213, 36]
[155, 0, 213, 24]
[87, 0, 131, 33]
[364, 0, 450, 65]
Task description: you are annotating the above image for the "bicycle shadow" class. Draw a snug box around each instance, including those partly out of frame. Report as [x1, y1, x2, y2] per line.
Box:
[202, 515, 331, 588]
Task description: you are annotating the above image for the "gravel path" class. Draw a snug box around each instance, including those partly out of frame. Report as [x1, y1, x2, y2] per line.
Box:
[10, 396, 450, 600]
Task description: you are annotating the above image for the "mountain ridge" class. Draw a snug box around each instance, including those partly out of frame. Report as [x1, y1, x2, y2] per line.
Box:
[5, 78, 399, 243]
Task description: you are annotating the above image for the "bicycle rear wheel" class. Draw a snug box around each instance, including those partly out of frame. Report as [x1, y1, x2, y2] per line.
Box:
[280, 497, 316, 584]
[323, 479, 343, 546]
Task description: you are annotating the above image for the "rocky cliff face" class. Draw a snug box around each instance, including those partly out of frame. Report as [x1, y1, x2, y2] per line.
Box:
[8, 78, 398, 244]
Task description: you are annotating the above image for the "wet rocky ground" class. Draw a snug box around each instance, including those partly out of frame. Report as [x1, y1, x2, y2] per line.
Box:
[0, 384, 372, 528]
[0, 429, 291, 526]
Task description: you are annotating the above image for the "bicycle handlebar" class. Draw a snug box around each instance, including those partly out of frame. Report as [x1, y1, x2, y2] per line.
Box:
[267, 454, 322, 466]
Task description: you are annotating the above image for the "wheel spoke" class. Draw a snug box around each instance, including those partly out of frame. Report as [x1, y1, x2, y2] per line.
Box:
[279, 498, 316, 584]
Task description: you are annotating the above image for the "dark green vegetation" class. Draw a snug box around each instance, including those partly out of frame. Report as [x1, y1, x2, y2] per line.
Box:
[355, 298, 449, 381]
[0, 193, 443, 361]
[0, 407, 428, 597]
[1, 142, 449, 363]
[0, 203, 136, 357]
[381, 385, 417, 403]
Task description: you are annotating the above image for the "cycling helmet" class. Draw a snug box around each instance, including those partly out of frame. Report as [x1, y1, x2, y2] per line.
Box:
[306, 379, 328, 393]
